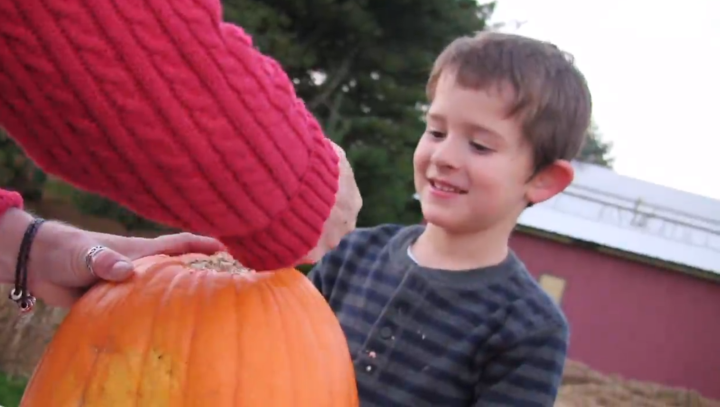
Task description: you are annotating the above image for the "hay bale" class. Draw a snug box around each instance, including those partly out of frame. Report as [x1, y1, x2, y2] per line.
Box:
[558, 360, 720, 407]
[0, 286, 67, 378]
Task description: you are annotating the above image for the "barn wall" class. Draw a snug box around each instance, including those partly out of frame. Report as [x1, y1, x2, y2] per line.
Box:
[509, 231, 720, 399]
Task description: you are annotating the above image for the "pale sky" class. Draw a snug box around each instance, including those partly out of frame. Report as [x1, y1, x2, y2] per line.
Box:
[490, 0, 720, 200]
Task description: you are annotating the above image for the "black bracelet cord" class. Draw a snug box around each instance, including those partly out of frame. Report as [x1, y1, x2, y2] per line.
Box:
[8, 217, 45, 313]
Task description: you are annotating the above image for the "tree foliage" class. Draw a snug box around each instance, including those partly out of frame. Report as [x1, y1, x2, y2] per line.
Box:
[0, 128, 46, 201]
[578, 121, 614, 168]
[223, 0, 493, 225]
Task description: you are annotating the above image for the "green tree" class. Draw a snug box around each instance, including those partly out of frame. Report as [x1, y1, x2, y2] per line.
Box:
[223, 0, 494, 226]
[70, 191, 173, 232]
[0, 128, 47, 201]
[578, 121, 614, 168]
[1, 128, 167, 231]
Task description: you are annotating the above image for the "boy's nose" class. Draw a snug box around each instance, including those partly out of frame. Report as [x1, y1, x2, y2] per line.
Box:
[430, 138, 464, 169]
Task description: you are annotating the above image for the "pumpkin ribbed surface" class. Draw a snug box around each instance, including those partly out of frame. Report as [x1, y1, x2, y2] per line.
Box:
[21, 253, 359, 407]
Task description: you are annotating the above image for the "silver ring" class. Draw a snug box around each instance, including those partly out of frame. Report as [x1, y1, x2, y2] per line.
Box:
[85, 245, 107, 277]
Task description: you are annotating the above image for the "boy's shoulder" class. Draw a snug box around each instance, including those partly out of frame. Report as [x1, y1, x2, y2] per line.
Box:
[330, 223, 422, 258]
[499, 255, 569, 337]
[312, 223, 421, 270]
[341, 222, 417, 244]
[308, 223, 421, 297]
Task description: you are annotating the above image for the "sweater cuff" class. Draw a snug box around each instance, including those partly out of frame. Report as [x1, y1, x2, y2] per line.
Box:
[0, 190, 24, 219]
[231, 136, 340, 270]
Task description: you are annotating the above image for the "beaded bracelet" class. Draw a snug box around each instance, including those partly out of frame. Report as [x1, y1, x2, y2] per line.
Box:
[8, 217, 46, 313]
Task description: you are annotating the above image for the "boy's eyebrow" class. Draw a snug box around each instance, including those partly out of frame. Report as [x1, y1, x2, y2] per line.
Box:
[466, 122, 504, 141]
[426, 112, 446, 125]
[427, 112, 504, 141]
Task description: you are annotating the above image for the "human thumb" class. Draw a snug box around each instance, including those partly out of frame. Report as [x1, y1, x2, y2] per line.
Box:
[83, 245, 135, 282]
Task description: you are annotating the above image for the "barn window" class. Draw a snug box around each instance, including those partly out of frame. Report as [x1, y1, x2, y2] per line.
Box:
[538, 274, 567, 304]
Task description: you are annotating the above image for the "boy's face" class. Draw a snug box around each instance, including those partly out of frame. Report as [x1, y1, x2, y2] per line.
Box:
[413, 72, 572, 235]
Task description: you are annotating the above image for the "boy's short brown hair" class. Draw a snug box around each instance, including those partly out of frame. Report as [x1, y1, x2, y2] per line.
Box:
[427, 31, 592, 171]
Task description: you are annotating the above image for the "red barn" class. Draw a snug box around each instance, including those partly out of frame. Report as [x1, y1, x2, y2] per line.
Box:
[417, 162, 720, 399]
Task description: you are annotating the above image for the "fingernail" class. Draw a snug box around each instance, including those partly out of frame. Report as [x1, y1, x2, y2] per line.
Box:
[109, 261, 134, 280]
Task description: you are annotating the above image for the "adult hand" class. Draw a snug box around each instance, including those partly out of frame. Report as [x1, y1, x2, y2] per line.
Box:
[300, 141, 363, 264]
[1, 209, 224, 308]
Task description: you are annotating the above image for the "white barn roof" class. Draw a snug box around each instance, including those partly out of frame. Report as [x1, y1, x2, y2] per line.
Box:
[517, 162, 720, 275]
[413, 161, 720, 276]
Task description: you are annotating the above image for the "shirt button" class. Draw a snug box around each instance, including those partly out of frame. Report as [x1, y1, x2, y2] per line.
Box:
[380, 326, 393, 339]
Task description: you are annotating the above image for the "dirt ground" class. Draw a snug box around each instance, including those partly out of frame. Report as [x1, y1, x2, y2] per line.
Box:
[557, 360, 719, 406]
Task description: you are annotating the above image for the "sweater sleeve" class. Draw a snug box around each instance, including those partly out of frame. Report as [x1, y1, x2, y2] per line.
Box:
[0, 189, 24, 218]
[474, 324, 568, 407]
[0, 0, 339, 270]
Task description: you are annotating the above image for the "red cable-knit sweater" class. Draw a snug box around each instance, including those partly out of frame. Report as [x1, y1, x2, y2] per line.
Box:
[0, 0, 339, 270]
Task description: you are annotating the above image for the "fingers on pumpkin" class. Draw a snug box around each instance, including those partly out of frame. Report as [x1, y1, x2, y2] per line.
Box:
[143, 233, 225, 257]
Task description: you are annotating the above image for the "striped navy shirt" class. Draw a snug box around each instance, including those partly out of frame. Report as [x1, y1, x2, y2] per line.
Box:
[309, 224, 569, 407]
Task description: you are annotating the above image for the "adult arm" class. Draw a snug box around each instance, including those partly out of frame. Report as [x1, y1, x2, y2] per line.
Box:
[0, 190, 24, 281]
[1, 190, 224, 307]
[474, 324, 568, 407]
[0, 190, 22, 214]
[0, 0, 339, 270]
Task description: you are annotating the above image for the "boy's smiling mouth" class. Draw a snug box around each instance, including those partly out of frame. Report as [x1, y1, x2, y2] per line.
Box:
[428, 178, 468, 194]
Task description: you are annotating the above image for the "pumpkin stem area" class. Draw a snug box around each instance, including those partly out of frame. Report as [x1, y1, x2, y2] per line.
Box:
[186, 252, 255, 274]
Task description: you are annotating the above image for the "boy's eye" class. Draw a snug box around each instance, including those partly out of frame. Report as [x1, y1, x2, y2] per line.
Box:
[427, 130, 445, 139]
[470, 141, 491, 152]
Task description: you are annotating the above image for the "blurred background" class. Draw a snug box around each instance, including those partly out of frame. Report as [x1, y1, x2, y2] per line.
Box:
[1, 0, 719, 406]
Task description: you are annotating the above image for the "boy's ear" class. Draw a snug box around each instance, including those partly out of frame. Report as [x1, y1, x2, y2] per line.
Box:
[526, 160, 574, 205]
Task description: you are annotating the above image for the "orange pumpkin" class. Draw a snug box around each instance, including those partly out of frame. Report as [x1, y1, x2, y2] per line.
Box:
[21, 252, 359, 407]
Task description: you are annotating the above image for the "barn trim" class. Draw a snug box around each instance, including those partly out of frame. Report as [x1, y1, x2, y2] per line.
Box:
[514, 225, 720, 284]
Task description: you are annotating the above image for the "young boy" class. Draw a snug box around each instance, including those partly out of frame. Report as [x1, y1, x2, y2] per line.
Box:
[309, 32, 592, 406]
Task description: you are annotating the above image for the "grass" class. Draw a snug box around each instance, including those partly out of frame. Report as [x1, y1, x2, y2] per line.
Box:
[41, 178, 77, 199]
[0, 373, 26, 407]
